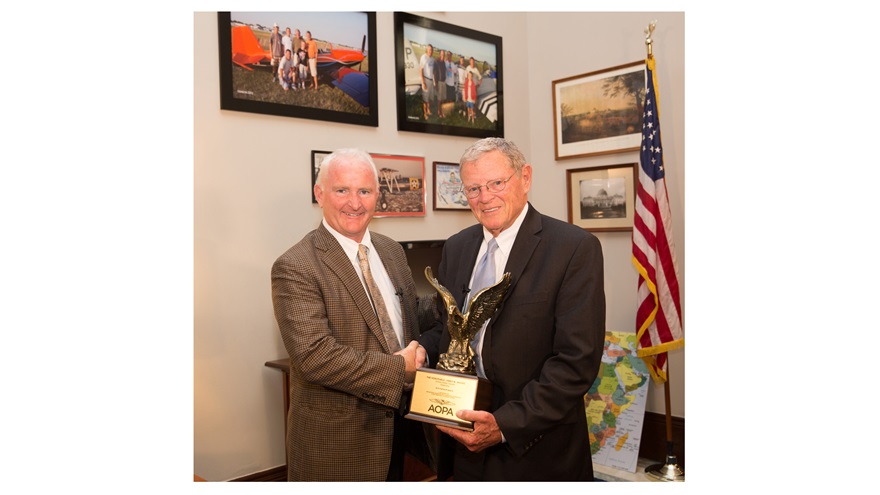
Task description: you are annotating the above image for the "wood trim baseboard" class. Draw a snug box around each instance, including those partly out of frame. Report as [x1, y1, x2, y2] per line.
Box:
[230, 465, 287, 482]
[226, 453, 436, 482]
[638, 411, 685, 468]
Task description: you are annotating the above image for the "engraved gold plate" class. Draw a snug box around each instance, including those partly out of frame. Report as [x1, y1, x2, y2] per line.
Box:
[405, 368, 491, 431]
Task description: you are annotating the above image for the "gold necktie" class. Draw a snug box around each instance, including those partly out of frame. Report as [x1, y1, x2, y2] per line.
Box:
[357, 244, 402, 353]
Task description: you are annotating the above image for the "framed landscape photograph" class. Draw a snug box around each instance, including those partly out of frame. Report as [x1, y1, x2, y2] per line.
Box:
[432, 162, 470, 211]
[552, 61, 646, 160]
[393, 12, 503, 138]
[566, 164, 637, 232]
[218, 12, 378, 127]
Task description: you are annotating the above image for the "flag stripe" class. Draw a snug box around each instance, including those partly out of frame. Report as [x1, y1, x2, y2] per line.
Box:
[631, 56, 683, 383]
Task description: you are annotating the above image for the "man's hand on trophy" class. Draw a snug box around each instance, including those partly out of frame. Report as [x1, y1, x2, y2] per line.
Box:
[436, 410, 502, 453]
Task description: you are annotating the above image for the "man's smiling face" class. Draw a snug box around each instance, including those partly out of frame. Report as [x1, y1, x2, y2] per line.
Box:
[315, 158, 378, 243]
[460, 150, 531, 237]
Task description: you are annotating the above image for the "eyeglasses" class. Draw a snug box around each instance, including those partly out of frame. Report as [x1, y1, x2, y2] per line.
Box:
[460, 172, 516, 199]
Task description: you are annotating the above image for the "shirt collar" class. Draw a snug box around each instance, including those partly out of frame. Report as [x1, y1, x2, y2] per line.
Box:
[322, 218, 372, 260]
[482, 203, 529, 256]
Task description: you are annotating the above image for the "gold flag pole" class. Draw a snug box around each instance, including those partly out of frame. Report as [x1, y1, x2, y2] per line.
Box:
[640, 20, 684, 482]
[644, 361, 684, 481]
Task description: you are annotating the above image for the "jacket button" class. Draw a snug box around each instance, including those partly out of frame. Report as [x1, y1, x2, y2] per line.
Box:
[386, 411, 394, 418]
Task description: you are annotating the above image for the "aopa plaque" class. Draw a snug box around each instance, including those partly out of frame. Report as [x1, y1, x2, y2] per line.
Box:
[406, 267, 510, 431]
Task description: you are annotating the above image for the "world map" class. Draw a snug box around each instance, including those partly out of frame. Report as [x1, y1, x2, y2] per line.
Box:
[585, 331, 651, 472]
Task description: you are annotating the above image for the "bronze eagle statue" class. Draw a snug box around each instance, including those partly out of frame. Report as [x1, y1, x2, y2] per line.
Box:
[424, 266, 511, 374]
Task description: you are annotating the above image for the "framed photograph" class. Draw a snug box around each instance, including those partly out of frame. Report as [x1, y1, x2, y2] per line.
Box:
[432, 162, 470, 211]
[566, 164, 637, 232]
[311, 151, 425, 217]
[310, 150, 332, 204]
[218, 12, 378, 127]
[552, 61, 646, 160]
[393, 12, 503, 138]
[372, 154, 426, 217]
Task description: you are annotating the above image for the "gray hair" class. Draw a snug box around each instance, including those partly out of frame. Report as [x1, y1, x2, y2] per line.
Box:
[459, 137, 527, 174]
[316, 148, 379, 187]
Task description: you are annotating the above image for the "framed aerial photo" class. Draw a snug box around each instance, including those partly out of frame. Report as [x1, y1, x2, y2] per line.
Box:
[432, 162, 470, 211]
[394, 12, 503, 138]
[310, 150, 332, 204]
[371, 154, 426, 217]
[566, 164, 637, 232]
[218, 12, 378, 127]
[552, 61, 646, 160]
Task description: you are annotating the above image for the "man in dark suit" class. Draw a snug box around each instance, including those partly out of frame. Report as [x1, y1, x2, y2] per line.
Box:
[271, 148, 426, 481]
[419, 138, 606, 481]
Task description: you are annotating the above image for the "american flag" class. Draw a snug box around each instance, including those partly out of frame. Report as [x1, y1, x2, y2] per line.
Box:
[632, 56, 684, 383]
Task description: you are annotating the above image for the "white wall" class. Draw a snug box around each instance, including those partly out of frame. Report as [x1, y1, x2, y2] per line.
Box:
[194, 11, 684, 481]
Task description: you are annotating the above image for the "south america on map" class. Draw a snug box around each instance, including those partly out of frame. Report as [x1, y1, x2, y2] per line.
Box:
[585, 330, 651, 472]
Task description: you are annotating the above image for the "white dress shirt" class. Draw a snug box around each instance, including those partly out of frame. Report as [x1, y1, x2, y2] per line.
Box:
[468, 204, 530, 357]
[322, 219, 404, 349]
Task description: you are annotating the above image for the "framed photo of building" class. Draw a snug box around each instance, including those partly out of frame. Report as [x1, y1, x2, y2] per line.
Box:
[566, 164, 637, 232]
[552, 61, 646, 160]
[393, 12, 503, 138]
[432, 162, 470, 211]
[218, 12, 378, 127]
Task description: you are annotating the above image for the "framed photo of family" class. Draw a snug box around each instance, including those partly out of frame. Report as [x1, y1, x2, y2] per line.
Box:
[432, 162, 470, 211]
[566, 164, 637, 232]
[393, 12, 504, 138]
[552, 61, 646, 160]
[217, 12, 378, 127]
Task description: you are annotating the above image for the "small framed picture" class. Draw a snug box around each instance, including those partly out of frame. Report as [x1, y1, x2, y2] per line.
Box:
[432, 162, 470, 211]
[310, 150, 332, 204]
[371, 154, 426, 217]
[552, 61, 646, 160]
[311, 151, 426, 217]
[566, 164, 637, 232]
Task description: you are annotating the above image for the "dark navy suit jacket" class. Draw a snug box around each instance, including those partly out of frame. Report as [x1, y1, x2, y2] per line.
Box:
[420, 204, 606, 481]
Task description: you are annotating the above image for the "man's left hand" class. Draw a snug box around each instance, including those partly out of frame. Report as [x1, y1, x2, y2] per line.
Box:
[436, 410, 502, 453]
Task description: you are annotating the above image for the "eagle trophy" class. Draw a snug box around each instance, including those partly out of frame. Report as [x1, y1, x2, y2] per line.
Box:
[425, 266, 511, 375]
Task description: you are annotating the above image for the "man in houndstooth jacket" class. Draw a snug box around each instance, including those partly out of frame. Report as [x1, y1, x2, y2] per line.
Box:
[272, 148, 426, 481]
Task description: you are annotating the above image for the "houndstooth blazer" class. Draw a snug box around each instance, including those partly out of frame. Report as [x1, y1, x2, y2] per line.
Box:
[271, 224, 420, 481]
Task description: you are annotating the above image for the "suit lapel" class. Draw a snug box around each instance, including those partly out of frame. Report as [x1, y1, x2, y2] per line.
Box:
[314, 225, 390, 352]
[483, 205, 542, 380]
[501, 204, 542, 303]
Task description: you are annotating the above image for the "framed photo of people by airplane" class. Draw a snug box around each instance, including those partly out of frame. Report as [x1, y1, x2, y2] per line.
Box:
[432, 162, 470, 211]
[311, 150, 425, 216]
[218, 12, 378, 127]
[552, 61, 646, 160]
[370, 154, 426, 217]
[566, 164, 637, 232]
[394, 12, 504, 139]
